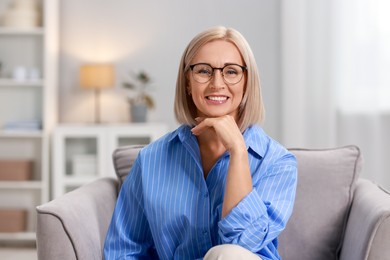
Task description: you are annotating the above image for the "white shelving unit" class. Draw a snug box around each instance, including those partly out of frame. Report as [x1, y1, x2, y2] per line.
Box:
[52, 123, 169, 199]
[0, 0, 58, 245]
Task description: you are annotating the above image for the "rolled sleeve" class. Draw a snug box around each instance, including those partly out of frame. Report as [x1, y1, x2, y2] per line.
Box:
[218, 190, 269, 249]
[218, 154, 297, 254]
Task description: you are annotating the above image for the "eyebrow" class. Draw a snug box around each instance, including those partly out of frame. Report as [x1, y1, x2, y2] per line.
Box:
[193, 62, 245, 67]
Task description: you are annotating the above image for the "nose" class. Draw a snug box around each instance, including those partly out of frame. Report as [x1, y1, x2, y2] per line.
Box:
[210, 69, 225, 88]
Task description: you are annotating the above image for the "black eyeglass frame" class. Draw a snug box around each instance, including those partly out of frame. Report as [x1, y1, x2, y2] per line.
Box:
[189, 63, 247, 85]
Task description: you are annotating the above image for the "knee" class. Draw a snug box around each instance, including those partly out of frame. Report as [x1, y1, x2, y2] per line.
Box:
[204, 244, 261, 260]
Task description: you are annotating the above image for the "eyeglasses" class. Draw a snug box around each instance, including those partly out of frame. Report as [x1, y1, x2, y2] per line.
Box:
[189, 63, 247, 85]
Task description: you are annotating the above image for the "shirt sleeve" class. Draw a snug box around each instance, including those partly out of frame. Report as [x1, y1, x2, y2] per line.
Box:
[103, 155, 155, 259]
[218, 153, 297, 254]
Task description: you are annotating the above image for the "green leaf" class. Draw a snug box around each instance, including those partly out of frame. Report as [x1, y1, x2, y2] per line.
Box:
[123, 82, 136, 89]
[137, 71, 151, 84]
[123, 70, 155, 109]
[144, 95, 155, 109]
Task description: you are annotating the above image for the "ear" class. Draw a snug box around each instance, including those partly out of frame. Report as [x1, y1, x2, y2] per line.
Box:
[187, 85, 192, 96]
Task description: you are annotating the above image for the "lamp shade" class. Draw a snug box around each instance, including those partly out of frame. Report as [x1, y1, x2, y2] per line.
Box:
[80, 64, 114, 89]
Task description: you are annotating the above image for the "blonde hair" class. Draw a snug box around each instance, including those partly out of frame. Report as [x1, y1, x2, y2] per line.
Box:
[174, 26, 264, 131]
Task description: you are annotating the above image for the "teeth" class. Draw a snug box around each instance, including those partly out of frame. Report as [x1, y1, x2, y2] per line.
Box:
[207, 96, 227, 101]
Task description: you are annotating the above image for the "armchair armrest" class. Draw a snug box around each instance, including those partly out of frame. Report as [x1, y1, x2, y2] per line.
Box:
[36, 177, 119, 260]
[340, 178, 390, 260]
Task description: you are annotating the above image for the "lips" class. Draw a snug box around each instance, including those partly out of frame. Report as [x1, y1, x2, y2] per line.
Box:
[207, 96, 228, 101]
[206, 95, 229, 104]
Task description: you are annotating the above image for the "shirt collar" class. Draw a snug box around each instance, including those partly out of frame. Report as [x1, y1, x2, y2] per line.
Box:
[168, 124, 267, 158]
[243, 125, 267, 158]
[168, 125, 193, 143]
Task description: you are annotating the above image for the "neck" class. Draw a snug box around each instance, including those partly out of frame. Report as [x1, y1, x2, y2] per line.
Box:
[197, 129, 226, 155]
[197, 129, 226, 178]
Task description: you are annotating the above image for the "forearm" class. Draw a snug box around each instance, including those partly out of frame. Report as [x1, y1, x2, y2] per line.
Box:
[222, 146, 252, 218]
[218, 159, 297, 253]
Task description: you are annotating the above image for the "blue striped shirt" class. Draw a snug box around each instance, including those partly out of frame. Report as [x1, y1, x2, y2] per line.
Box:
[104, 124, 297, 260]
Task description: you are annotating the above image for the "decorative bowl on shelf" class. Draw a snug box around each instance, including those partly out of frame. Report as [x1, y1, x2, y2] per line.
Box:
[2, 0, 41, 29]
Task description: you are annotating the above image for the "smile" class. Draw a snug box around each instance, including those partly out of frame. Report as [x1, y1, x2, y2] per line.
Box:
[206, 96, 228, 101]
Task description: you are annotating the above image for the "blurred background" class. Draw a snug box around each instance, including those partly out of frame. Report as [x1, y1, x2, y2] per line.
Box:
[59, 0, 390, 189]
[0, 0, 389, 257]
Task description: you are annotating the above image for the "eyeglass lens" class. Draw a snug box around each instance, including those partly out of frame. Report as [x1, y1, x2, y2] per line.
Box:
[191, 64, 245, 84]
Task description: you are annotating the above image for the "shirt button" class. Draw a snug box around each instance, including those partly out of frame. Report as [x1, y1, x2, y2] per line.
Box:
[202, 230, 208, 235]
[204, 192, 209, 198]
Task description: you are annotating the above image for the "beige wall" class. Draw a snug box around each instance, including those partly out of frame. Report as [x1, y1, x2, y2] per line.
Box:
[58, 0, 281, 137]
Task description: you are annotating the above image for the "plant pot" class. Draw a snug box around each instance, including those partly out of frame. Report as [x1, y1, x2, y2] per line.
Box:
[131, 103, 147, 122]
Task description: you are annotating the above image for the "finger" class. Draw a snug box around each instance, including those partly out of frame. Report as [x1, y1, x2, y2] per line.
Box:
[195, 117, 205, 123]
[191, 119, 211, 135]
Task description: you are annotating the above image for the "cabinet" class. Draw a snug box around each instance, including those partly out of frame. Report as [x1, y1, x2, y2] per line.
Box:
[0, 0, 58, 245]
[52, 124, 169, 199]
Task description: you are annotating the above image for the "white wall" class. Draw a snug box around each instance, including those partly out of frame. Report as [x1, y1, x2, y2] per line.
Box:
[59, 0, 281, 137]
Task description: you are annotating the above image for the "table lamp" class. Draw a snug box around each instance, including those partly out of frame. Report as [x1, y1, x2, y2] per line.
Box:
[80, 64, 114, 123]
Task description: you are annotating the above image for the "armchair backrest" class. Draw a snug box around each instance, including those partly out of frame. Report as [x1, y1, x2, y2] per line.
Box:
[111, 145, 362, 260]
[279, 146, 362, 260]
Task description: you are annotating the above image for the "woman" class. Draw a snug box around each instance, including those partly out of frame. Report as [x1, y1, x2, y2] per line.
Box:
[104, 26, 297, 260]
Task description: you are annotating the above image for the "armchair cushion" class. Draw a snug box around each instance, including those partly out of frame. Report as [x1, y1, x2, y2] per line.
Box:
[279, 146, 362, 260]
[112, 144, 144, 186]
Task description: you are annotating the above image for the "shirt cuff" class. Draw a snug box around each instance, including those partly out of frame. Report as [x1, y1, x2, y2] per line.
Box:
[218, 189, 268, 243]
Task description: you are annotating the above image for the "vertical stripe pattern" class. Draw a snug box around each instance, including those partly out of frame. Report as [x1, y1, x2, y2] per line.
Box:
[104, 125, 297, 260]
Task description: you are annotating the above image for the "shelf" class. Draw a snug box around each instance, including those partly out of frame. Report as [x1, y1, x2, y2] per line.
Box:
[0, 0, 58, 246]
[0, 27, 44, 35]
[0, 181, 42, 190]
[0, 78, 44, 87]
[0, 232, 36, 241]
[0, 130, 43, 138]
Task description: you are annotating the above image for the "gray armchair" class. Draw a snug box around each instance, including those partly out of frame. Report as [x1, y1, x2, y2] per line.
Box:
[36, 145, 390, 260]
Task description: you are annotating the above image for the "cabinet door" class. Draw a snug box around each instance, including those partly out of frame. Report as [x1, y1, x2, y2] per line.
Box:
[53, 124, 169, 197]
[52, 127, 106, 198]
[106, 124, 169, 177]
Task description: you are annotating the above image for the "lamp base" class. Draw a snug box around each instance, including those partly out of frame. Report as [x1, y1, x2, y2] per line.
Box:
[94, 88, 101, 124]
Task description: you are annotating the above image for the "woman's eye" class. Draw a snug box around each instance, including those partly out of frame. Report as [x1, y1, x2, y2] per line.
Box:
[225, 69, 238, 75]
[197, 68, 211, 75]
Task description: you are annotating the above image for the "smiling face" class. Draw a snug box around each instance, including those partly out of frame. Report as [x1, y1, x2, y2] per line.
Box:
[187, 40, 246, 121]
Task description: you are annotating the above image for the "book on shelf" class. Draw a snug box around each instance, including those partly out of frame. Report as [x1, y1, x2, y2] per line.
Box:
[2, 120, 42, 131]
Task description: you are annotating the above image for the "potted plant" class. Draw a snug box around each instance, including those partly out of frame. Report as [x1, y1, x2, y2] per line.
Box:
[122, 71, 155, 122]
